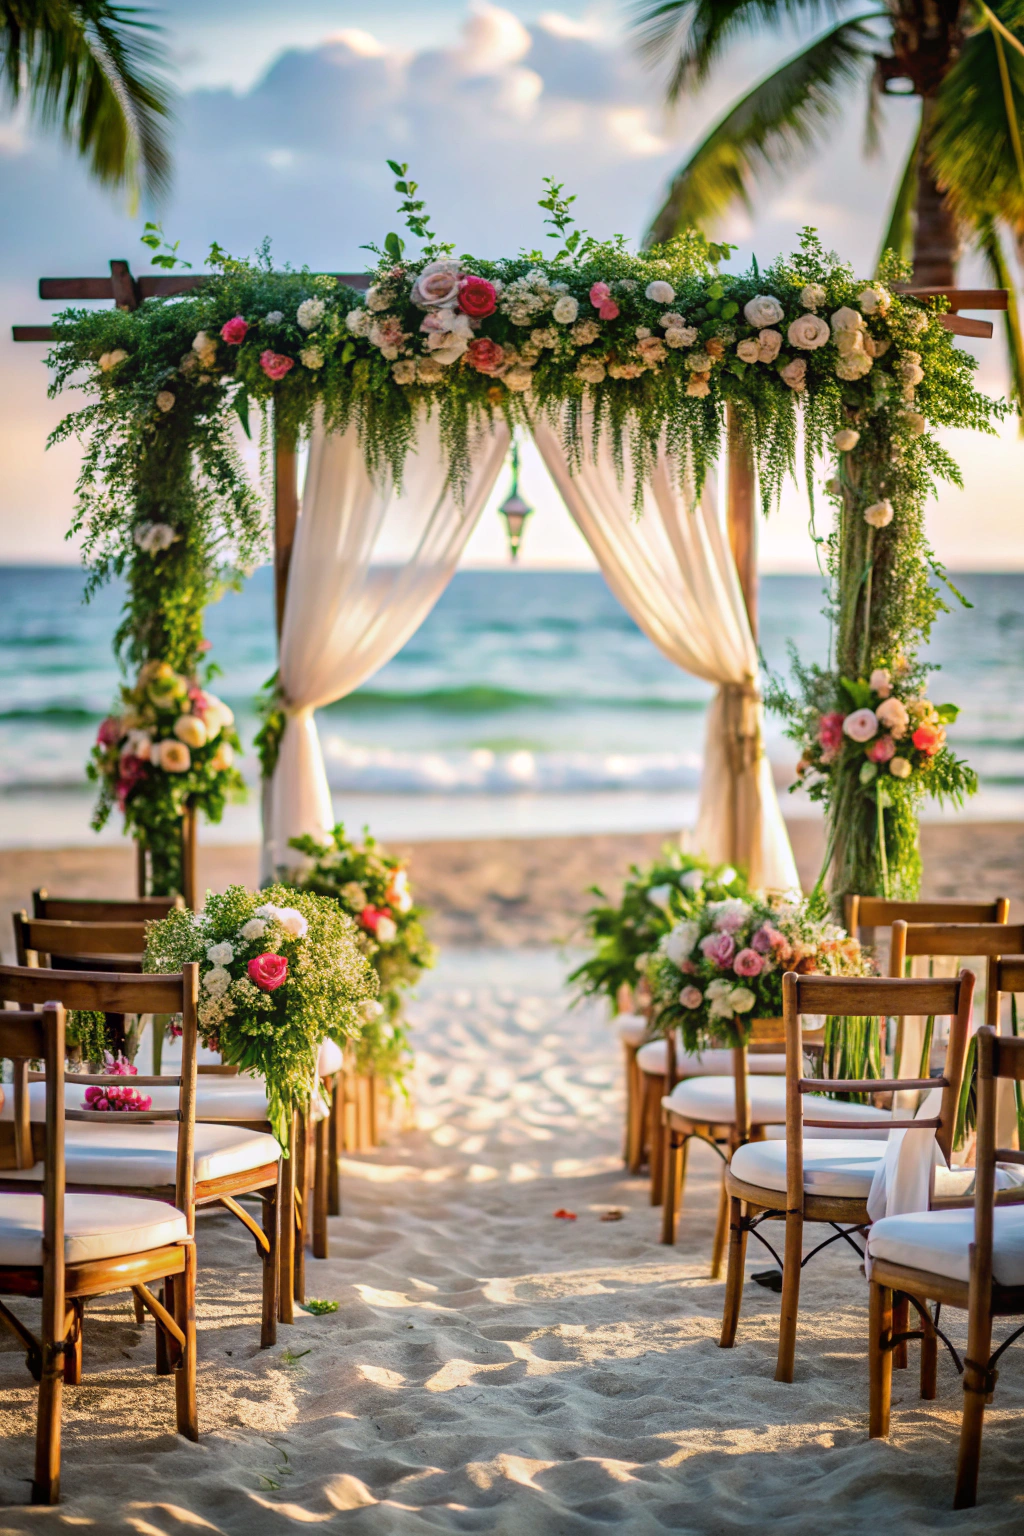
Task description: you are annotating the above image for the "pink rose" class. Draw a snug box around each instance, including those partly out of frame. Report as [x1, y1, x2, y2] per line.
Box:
[817, 711, 845, 758]
[248, 953, 288, 991]
[220, 316, 249, 345]
[590, 282, 611, 308]
[115, 755, 147, 809]
[867, 735, 896, 763]
[410, 260, 462, 310]
[97, 716, 123, 747]
[843, 708, 879, 744]
[679, 985, 703, 1010]
[599, 301, 620, 321]
[260, 350, 294, 382]
[700, 931, 736, 968]
[751, 926, 775, 954]
[734, 948, 763, 977]
[466, 338, 506, 375]
[459, 276, 497, 319]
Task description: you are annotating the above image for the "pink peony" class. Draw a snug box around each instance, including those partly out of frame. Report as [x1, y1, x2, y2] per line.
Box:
[248, 952, 288, 991]
[260, 350, 294, 382]
[590, 282, 611, 308]
[843, 707, 878, 743]
[599, 300, 620, 321]
[867, 735, 897, 763]
[220, 316, 249, 345]
[817, 711, 845, 758]
[458, 276, 497, 319]
[700, 931, 736, 968]
[466, 338, 506, 375]
[734, 948, 763, 977]
[97, 716, 123, 747]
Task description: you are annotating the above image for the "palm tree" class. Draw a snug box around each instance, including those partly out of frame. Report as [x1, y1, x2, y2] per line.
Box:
[633, 1, 1024, 401]
[1, 1, 172, 200]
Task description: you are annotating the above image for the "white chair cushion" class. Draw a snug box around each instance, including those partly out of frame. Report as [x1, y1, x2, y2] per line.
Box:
[731, 1137, 887, 1198]
[616, 1013, 648, 1048]
[638, 1042, 789, 1079]
[867, 1206, 1024, 1286]
[2, 1078, 270, 1124]
[637, 1039, 668, 1076]
[0, 1192, 187, 1267]
[933, 1164, 1024, 1199]
[663, 1075, 893, 1137]
[317, 1037, 344, 1076]
[5, 1122, 280, 1186]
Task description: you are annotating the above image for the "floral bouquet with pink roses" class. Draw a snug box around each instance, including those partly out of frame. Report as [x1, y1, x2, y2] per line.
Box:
[144, 883, 378, 1145]
[89, 658, 246, 896]
[647, 894, 871, 1052]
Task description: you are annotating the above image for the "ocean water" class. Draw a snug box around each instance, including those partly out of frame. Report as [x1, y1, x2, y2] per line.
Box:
[0, 565, 1021, 845]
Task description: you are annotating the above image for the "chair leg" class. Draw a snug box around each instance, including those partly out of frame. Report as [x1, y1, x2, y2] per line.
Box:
[174, 1242, 199, 1442]
[955, 1301, 995, 1509]
[261, 1173, 280, 1348]
[626, 1050, 645, 1175]
[155, 1279, 173, 1374]
[648, 1076, 667, 1205]
[62, 1301, 83, 1386]
[869, 1280, 893, 1438]
[133, 1291, 146, 1326]
[293, 1110, 311, 1304]
[367, 1070, 379, 1146]
[710, 1168, 730, 1281]
[328, 1074, 342, 1216]
[719, 1196, 747, 1348]
[32, 1346, 64, 1504]
[660, 1128, 688, 1245]
[892, 1293, 909, 1370]
[920, 1303, 938, 1400]
[313, 1110, 329, 1260]
[279, 1111, 296, 1325]
[775, 1209, 804, 1383]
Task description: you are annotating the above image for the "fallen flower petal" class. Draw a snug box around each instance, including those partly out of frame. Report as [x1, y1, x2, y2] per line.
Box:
[552, 1208, 577, 1221]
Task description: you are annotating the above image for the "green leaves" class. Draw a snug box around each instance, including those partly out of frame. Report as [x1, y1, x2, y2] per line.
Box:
[141, 222, 191, 271]
[839, 675, 875, 709]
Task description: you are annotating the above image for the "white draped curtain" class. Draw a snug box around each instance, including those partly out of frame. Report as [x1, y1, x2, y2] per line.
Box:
[531, 414, 797, 891]
[266, 409, 797, 894]
[263, 410, 511, 876]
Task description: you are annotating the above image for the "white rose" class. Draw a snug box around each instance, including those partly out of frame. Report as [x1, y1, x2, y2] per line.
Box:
[788, 313, 830, 351]
[757, 329, 782, 363]
[835, 327, 866, 357]
[240, 918, 267, 941]
[274, 907, 309, 939]
[736, 338, 761, 363]
[743, 295, 785, 328]
[173, 714, 207, 748]
[346, 308, 371, 336]
[191, 331, 217, 368]
[207, 942, 234, 966]
[254, 903, 281, 922]
[431, 337, 469, 365]
[799, 284, 826, 311]
[889, 756, 912, 779]
[376, 916, 398, 944]
[729, 986, 756, 1015]
[156, 391, 175, 413]
[835, 351, 873, 380]
[858, 285, 889, 316]
[646, 884, 674, 911]
[780, 358, 807, 392]
[680, 870, 704, 892]
[864, 499, 894, 528]
[665, 327, 698, 348]
[898, 358, 925, 387]
[365, 286, 391, 312]
[834, 429, 860, 451]
[416, 356, 445, 385]
[204, 966, 231, 998]
[503, 366, 534, 393]
[296, 297, 326, 331]
[661, 921, 699, 966]
[552, 295, 579, 324]
[635, 326, 652, 340]
[831, 305, 864, 333]
[645, 280, 676, 304]
[154, 739, 190, 772]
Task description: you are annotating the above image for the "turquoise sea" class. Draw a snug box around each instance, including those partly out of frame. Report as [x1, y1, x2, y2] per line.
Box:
[0, 566, 1021, 845]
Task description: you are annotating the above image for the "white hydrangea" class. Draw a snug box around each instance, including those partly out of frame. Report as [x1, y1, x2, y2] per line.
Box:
[661, 921, 700, 967]
[264, 311, 284, 325]
[206, 941, 234, 966]
[203, 966, 232, 998]
[346, 308, 371, 337]
[240, 918, 267, 941]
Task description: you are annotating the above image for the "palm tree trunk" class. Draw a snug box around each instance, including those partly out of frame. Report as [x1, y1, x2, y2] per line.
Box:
[913, 97, 960, 286]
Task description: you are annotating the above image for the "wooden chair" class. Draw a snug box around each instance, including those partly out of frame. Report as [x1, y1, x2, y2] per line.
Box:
[0, 981, 198, 1503]
[721, 970, 974, 1383]
[867, 1007, 1024, 1507]
[32, 890, 183, 922]
[844, 895, 1010, 942]
[0, 960, 282, 1348]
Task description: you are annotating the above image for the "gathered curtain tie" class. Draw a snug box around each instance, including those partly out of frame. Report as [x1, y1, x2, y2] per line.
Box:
[722, 679, 763, 776]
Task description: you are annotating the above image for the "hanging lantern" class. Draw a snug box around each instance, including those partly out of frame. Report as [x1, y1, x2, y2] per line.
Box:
[498, 440, 533, 560]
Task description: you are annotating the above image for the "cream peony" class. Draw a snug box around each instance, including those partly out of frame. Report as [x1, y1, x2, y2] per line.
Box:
[889, 756, 913, 779]
[346, 308, 371, 336]
[296, 297, 326, 331]
[274, 906, 309, 939]
[659, 312, 685, 329]
[843, 708, 878, 743]
[788, 313, 830, 350]
[835, 351, 873, 380]
[156, 391, 175, 413]
[834, 428, 860, 451]
[665, 326, 698, 348]
[869, 668, 892, 699]
[240, 918, 267, 941]
[365, 285, 391, 312]
[570, 319, 601, 345]
[645, 280, 676, 304]
[503, 366, 534, 392]
[662, 921, 700, 966]
[831, 306, 865, 333]
[416, 356, 445, 385]
[191, 331, 217, 368]
[876, 696, 909, 738]
[799, 284, 826, 311]
[155, 739, 190, 773]
[552, 295, 579, 324]
[575, 358, 606, 384]
[757, 328, 782, 363]
[685, 376, 711, 397]
[780, 358, 807, 391]
[736, 338, 761, 364]
[375, 916, 398, 944]
[864, 499, 894, 528]
[209, 743, 235, 772]
[173, 714, 208, 748]
[299, 346, 324, 370]
[857, 285, 889, 316]
[898, 357, 925, 387]
[743, 295, 784, 328]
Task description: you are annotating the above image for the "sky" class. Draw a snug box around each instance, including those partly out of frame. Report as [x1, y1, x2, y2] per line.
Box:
[0, 0, 1019, 570]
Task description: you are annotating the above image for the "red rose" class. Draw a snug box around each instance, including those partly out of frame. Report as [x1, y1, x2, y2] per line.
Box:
[260, 350, 294, 382]
[912, 721, 945, 756]
[459, 276, 497, 319]
[466, 338, 506, 375]
[248, 952, 288, 991]
[220, 316, 249, 345]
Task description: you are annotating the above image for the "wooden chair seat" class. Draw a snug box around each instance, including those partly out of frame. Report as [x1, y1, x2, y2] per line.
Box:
[0, 1192, 188, 1266]
[665, 1075, 893, 1133]
[869, 1204, 1024, 1287]
[1, 1121, 280, 1189]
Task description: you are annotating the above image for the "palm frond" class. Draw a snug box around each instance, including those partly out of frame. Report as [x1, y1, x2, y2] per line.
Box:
[875, 120, 920, 272]
[630, 0, 848, 99]
[975, 215, 1024, 419]
[0, 2, 173, 199]
[645, 15, 881, 244]
[929, 19, 1024, 229]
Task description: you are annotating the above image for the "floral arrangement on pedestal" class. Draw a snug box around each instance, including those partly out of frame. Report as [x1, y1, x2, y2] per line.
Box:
[647, 894, 872, 1053]
[289, 823, 436, 1092]
[89, 658, 245, 895]
[568, 848, 748, 1011]
[143, 883, 378, 1144]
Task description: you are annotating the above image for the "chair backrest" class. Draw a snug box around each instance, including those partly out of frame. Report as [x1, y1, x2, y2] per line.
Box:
[0, 1004, 67, 1327]
[782, 971, 975, 1209]
[0, 963, 199, 1224]
[974, 1026, 1024, 1303]
[892, 922, 1024, 1030]
[14, 914, 147, 968]
[845, 895, 1009, 939]
[32, 890, 182, 922]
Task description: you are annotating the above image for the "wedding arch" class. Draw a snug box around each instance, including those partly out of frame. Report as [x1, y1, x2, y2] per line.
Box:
[18, 176, 1007, 904]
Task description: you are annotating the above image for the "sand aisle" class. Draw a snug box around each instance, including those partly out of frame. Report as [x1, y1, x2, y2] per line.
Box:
[1, 949, 1022, 1532]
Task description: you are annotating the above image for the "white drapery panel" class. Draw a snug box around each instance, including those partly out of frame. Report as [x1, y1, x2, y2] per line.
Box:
[264, 411, 511, 876]
[532, 415, 797, 891]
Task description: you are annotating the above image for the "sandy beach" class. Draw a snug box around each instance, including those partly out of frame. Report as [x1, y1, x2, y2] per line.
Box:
[0, 946, 1021, 1531]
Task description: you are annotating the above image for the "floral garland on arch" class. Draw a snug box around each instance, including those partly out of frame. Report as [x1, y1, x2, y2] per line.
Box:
[44, 170, 1007, 902]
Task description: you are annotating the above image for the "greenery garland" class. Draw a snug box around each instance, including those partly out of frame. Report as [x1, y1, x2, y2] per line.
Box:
[45, 170, 1007, 902]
